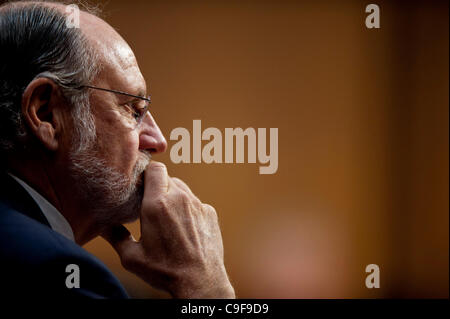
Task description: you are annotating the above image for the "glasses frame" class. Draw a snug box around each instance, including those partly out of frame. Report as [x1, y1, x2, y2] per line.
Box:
[79, 85, 151, 126]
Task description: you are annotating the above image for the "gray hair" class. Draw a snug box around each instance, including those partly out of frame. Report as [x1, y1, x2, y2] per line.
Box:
[0, 1, 101, 159]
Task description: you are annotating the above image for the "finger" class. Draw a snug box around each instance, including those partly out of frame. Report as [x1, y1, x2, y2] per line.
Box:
[202, 203, 219, 219]
[101, 225, 138, 257]
[171, 178, 205, 212]
[202, 203, 215, 213]
[144, 161, 169, 198]
[171, 177, 195, 197]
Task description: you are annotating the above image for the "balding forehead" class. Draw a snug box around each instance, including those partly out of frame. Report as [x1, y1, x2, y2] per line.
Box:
[74, 7, 139, 77]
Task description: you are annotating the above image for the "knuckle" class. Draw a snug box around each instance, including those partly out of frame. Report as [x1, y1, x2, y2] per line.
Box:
[178, 191, 191, 205]
[192, 197, 202, 209]
[120, 248, 140, 271]
[121, 256, 138, 272]
[171, 177, 182, 184]
[120, 255, 132, 269]
[203, 203, 217, 216]
[173, 177, 193, 193]
[152, 197, 169, 212]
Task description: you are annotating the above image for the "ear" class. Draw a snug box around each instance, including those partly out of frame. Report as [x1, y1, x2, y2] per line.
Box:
[21, 77, 66, 151]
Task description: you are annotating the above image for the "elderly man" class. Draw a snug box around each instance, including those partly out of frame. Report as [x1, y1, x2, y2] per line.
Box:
[0, 1, 235, 298]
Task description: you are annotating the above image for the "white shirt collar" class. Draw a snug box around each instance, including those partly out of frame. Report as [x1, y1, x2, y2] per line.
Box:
[8, 173, 75, 242]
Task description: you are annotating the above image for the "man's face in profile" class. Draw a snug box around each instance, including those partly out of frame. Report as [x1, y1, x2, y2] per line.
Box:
[60, 8, 167, 229]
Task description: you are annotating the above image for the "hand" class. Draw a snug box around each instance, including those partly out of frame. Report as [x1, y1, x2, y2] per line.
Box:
[102, 161, 235, 298]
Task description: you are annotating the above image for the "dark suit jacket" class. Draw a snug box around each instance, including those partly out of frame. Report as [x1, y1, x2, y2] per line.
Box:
[0, 173, 129, 298]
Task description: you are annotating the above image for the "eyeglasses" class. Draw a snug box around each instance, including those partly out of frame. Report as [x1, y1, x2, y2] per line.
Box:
[78, 85, 151, 127]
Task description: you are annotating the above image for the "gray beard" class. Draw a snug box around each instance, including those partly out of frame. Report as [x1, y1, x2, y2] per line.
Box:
[68, 143, 151, 229]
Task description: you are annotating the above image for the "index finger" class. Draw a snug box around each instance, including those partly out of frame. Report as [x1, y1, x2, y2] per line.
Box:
[143, 161, 169, 198]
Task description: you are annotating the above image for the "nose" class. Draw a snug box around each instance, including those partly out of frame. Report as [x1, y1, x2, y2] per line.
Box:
[138, 112, 168, 154]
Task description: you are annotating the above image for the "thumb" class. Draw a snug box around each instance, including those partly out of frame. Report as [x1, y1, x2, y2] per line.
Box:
[101, 225, 138, 258]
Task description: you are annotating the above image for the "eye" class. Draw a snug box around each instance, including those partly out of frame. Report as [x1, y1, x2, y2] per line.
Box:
[123, 104, 136, 114]
[132, 107, 142, 119]
[121, 99, 149, 124]
[134, 102, 148, 118]
[119, 104, 139, 120]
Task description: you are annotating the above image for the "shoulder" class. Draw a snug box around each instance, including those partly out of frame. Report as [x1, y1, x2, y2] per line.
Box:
[0, 203, 129, 299]
[0, 200, 82, 262]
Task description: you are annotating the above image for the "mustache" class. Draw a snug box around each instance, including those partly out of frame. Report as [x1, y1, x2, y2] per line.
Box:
[140, 150, 152, 163]
[139, 150, 152, 169]
[133, 150, 152, 182]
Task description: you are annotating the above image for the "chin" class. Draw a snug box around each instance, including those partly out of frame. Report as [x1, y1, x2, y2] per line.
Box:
[68, 144, 148, 229]
[94, 180, 144, 229]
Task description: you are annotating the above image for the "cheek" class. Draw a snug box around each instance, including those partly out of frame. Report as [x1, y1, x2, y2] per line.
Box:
[120, 131, 141, 173]
[93, 110, 141, 174]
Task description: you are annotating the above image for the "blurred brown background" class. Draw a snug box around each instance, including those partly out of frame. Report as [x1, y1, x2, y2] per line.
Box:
[81, 0, 449, 298]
